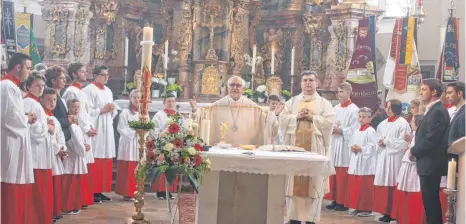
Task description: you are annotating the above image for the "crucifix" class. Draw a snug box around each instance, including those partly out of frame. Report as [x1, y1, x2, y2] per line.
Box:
[200, 4, 223, 61]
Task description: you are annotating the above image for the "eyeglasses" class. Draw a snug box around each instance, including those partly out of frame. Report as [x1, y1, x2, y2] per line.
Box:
[229, 83, 242, 88]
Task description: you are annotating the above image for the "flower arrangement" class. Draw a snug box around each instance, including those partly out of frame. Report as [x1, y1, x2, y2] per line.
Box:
[128, 120, 156, 130]
[151, 76, 168, 91]
[243, 89, 254, 98]
[254, 84, 268, 102]
[146, 114, 211, 192]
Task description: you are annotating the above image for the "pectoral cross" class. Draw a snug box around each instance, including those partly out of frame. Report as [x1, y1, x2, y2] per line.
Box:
[200, 6, 223, 61]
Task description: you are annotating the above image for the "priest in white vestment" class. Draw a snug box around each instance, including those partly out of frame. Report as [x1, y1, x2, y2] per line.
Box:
[325, 82, 360, 211]
[279, 71, 336, 224]
[83, 65, 117, 201]
[373, 99, 411, 223]
[1, 53, 35, 224]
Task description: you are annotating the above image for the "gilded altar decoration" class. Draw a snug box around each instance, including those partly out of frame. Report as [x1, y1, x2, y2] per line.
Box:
[177, 0, 194, 65]
[95, 28, 107, 59]
[201, 65, 220, 96]
[229, 0, 246, 74]
[260, 28, 285, 75]
[200, 3, 223, 61]
[91, 0, 119, 24]
[333, 21, 349, 72]
[50, 5, 69, 57]
[266, 76, 283, 97]
[74, 6, 89, 58]
[303, 13, 325, 71]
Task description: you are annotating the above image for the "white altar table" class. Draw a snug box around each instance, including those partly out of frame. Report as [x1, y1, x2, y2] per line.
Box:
[196, 148, 333, 224]
[114, 100, 211, 113]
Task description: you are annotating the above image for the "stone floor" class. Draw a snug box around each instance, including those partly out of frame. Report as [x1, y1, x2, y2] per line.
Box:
[61, 192, 380, 224]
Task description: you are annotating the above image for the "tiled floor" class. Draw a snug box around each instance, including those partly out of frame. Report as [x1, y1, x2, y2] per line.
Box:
[61, 192, 379, 224]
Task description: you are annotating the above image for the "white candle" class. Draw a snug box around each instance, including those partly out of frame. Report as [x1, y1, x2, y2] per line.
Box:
[447, 159, 457, 189]
[201, 119, 211, 145]
[184, 118, 193, 129]
[141, 26, 153, 71]
[252, 45, 257, 74]
[164, 40, 169, 70]
[291, 46, 295, 76]
[271, 46, 275, 75]
[124, 37, 129, 67]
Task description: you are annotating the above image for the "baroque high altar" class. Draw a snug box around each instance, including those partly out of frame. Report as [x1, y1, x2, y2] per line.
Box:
[40, 0, 382, 102]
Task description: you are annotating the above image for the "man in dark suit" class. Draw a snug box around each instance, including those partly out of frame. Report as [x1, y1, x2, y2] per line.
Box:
[410, 79, 450, 224]
[446, 81, 465, 145]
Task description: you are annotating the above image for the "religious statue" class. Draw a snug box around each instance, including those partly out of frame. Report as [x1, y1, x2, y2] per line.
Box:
[260, 28, 285, 75]
[229, 1, 246, 75]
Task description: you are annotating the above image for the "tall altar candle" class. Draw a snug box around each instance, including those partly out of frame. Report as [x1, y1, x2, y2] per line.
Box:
[201, 119, 211, 145]
[271, 46, 275, 75]
[252, 45, 257, 74]
[164, 40, 169, 70]
[141, 26, 153, 71]
[447, 158, 457, 189]
[140, 26, 154, 121]
[291, 46, 295, 76]
[124, 37, 129, 67]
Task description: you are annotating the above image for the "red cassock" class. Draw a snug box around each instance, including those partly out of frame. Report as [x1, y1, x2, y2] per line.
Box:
[61, 174, 89, 211]
[373, 185, 397, 215]
[93, 158, 113, 193]
[115, 160, 138, 197]
[29, 169, 54, 224]
[1, 183, 33, 224]
[52, 176, 62, 217]
[151, 173, 179, 192]
[391, 187, 427, 224]
[440, 188, 447, 223]
[324, 167, 348, 204]
[344, 175, 375, 211]
[85, 163, 96, 205]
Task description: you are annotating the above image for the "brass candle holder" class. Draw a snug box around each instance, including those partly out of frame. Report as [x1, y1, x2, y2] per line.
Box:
[443, 188, 457, 224]
[126, 129, 150, 224]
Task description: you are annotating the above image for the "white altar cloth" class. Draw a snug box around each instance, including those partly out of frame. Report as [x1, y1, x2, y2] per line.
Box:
[114, 99, 211, 113]
[196, 147, 332, 224]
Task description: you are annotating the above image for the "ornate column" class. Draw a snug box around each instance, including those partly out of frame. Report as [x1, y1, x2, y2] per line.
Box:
[177, 0, 194, 99]
[229, 0, 247, 76]
[89, 0, 119, 66]
[41, 0, 93, 67]
[324, 0, 383, 90]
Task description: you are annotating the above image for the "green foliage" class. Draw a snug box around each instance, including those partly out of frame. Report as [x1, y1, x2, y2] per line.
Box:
[243, 89, 254, 97]
[127, 82, 135, 90]
[166, 84, 183, 92]
[128, 120, 156, 130]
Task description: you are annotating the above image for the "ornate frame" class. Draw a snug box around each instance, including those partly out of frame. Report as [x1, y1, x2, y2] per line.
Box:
[333, 21, 348, 72]
[74, 6, 88, 58]
[201, 65, 220, 96]
[95, 28, 107, 59]
[50, 6, 69, 57]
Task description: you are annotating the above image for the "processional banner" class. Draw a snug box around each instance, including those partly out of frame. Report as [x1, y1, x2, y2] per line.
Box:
[15, 13, 31, 55]
[2, 0, 17, 55]
[384, 17, 421, 113]
[437, 17, 460, 82]
[347, 16, 379, 112]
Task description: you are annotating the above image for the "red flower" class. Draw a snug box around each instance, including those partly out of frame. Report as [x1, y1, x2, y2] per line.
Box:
[164, 109, 176, 116]
[146, 141, 156, 151]
[146, 151, 156, 162]
[172, 139, 184, 148]
[194, 155, 203, 166]
[194, 144, 203, 151]
[168, 123, 180, 134]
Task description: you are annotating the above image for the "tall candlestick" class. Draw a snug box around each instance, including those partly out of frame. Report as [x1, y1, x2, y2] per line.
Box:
[141, 27, 154, 71]
[271, 46, 275, 75]
[140, 26, 154, 122]
[447, 159, 457, 189]
[124, 37, 129, 67]
[291, 46, 295, 76]
[252, 45, 257, 74]
[164, 40, 169, 70]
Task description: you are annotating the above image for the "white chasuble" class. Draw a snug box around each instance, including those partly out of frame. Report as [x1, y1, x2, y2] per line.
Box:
[83, 84, 117, 159]
[279, 93, 336, 222]
[1, 80, 34, 184]
[332, 103, 360, 167]
[374, 117, 411, 187]
[194, 96, 265, 146]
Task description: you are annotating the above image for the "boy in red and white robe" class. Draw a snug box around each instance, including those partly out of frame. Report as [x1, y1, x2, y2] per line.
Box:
[1, 55, 35, 224]
[116, 90, 140, 200]
[344, 107, 378, 217]
[325, 82, 360, 211]
[63, 99, 90, 214]
[390, 114, 426, 224]
[40, 88, 68, 221]
[24, 74, 54, 224]
[373, 99, 411, 223]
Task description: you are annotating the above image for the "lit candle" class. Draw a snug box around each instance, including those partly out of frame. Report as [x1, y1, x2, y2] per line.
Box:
[271, 45, 275, 75]
[291, 46, 295, 76]
[447, 159, 457, 189]
[164, 40, 169, 70]
[252, 45, 257, 74]
[141, 26, 153, 71]
[140, 26, 154, 122]
[124, 37, 129, 67]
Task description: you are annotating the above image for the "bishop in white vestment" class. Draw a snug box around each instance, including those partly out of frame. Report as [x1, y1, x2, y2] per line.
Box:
[1, 54, 34, 224]
[373, 99, 411, 222]
[279, 72, 336, 224]
[325, 82, 360, 210]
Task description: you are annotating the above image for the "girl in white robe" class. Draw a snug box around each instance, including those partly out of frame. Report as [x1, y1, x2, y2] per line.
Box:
[344, 108, 378, 217]
[116, 90, 140, 200]
[24, 73, 54, 224]
[62, 99, 89, 214]
[390, 114, 426, 224]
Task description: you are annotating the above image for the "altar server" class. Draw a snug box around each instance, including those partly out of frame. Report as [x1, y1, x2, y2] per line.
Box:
[63, 63, 98, 202]
[390, 114, 426, 224]
[373, 99, 411, 223]
[279, 71, 336, 224]
[24, 73, 54, 224]
[325, 82, 360, 211]
[151, 94, 180, 199]
[63, 98, 91, 214]
[344, 107, 378, 217]
[83, 65, 117, 202]
[1, 53, 35, 224]
[264, 95, 284, 145]
[116, 90, 141, 200]
[40, 88, 67, 221]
